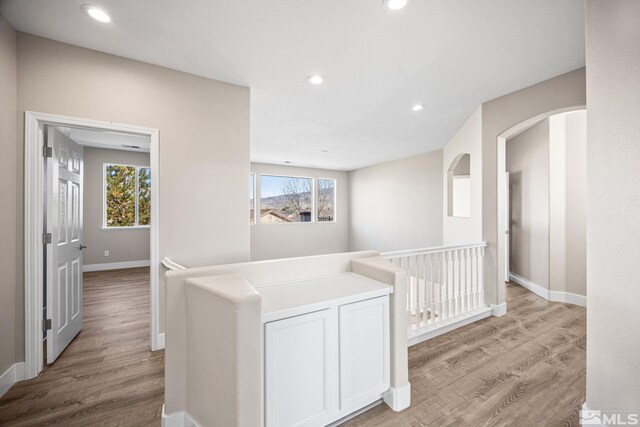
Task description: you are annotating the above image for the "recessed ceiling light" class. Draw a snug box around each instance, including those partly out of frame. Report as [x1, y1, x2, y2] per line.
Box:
[412, 104, 424, 112]
[383, 0, 408, 11]
[82, 4, 111, 23]
[307, 75, 324, 85]
[284, 161, 292, 164]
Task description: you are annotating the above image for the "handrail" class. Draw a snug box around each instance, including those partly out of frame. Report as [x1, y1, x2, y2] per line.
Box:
[381, 241, 488, 258]
[162, 257, 187, 270]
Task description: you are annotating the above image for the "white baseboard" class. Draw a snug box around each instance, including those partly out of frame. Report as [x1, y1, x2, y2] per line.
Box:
[383, 384, 411, 412]
[83, 260, 150, 272]
[161, 405, 197, 427]
[509, 272, 549, 300]
[0, 362, 25, 398]
[328, 399, 383, 426]
[549, 290, 587, 307]
[510, 273, 586, 307]
[491, 303, 507, 317]
[408, 306, 493, 346]
[581, 403, 603, 426]
[157, 333, 165, 350]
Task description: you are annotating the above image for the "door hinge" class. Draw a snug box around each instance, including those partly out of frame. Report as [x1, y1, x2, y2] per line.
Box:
[43, 145, 53, 158]
[43, 318, 52, 331]
[43, 233, 52, 245]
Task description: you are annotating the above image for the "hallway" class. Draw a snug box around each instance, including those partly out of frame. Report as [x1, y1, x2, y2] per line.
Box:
[0, 268, 164, 426]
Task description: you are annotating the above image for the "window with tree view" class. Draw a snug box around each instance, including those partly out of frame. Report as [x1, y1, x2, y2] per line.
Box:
[105, 164, 151, 228]
[260, 175, 313, 223]
[317, 178, 335, 222]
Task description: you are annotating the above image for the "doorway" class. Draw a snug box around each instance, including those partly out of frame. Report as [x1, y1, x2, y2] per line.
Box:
[500, 110, 587, 305]
[24, 111, 160, 379]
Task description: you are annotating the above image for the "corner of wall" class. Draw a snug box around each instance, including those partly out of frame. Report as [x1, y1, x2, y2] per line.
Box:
[0, 12, 19, 376]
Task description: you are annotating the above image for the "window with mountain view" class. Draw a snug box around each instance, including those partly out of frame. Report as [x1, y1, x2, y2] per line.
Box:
[317, 178, 335, 222]
[259, 175, 313, 223]
[104, 164, 151, 228]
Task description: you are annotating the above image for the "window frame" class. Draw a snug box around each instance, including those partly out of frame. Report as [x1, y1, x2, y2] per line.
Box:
[250, 173, 256, 225]
[316, 177, 337, 223]
[258, 174, 316, 225]
[102, 162, 151, 230]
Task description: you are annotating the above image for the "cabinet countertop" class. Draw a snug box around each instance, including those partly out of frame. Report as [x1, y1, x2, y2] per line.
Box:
[257, 272, 392, 323]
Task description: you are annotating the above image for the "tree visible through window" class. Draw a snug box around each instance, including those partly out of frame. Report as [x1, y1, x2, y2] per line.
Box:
[317, 179, 335, 222]
[260, 175, 313, 223]
[105, 164, 151, 227]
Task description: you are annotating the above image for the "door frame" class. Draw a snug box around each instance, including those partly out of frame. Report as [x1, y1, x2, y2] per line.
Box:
[24, 111, 161, 379]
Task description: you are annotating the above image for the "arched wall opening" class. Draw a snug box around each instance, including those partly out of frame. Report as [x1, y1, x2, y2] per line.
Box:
[479, 67, 586, 314]
[447, 153, 471, 218]
[494, 106, 586, 311]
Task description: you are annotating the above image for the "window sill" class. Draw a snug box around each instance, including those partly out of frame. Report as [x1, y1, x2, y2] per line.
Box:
[256, 221, 337, 225]
[101, 226, 151, 231]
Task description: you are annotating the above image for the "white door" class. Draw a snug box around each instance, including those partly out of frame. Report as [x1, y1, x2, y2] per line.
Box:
[264, 309, 339, 427]
[46, 126, 84, 363]
[504, 171, 510, 282]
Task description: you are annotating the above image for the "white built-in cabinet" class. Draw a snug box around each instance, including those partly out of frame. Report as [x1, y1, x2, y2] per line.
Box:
[260, 273, 391, 427]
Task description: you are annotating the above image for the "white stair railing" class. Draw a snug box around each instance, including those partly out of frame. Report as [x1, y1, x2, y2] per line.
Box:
[382, 242, 488, 340]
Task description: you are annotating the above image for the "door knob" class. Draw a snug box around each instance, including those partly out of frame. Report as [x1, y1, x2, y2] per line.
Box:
[79, 244, 87, 250]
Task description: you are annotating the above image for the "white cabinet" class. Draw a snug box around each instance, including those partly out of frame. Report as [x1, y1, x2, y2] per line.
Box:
[339, 297, 390, 412]
[261, 274, 391, 427]
[265, 309, 339, 427]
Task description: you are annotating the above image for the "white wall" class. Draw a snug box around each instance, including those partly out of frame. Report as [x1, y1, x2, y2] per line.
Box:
[349, 150, 443, 252]
[443, 106, 482, 245]
[250, 163, 349, 261]
[0, 12, 17, 377]
[564, 111, 587, 297]
[82, 147, 150, 266]
[550, 110, 587, 297]
[549, 115, 566, 297]
[506, 119, 550, 290]
[585, 0, 640, 412]
[16, 33, 250, 340]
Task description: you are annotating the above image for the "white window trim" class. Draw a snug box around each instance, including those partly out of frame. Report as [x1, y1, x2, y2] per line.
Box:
[250, 173, 256, 225]
[258, 174, 316, 225]
[316, 177, 337, 223]
[103, 163, 151, 229]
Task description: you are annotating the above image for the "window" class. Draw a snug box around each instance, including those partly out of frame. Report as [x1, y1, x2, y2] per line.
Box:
[104, 164, 151, 228]
[249, 174, 256, 224]
[317, 178, 335, 222]
[260, 175, 313, 223]
[447, 153, 471, 218]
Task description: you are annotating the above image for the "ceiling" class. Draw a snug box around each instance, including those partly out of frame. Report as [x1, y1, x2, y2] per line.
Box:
[0, 0, 585, 170]
[68, 128, 151, 153]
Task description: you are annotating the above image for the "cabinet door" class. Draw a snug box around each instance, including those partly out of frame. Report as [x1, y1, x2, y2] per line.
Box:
[339, 296, 390, 411]
[265, 309, 338, 427]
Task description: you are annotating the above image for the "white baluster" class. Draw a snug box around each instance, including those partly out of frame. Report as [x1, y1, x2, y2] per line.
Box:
[437, 252, 443, 324]
[473, 247, 479, 308]
[479, 247, 485, 306]
[456, 249, 462, 316]
[465, 248, 471, 312]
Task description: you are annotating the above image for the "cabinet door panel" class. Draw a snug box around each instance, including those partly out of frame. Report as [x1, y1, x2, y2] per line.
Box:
[339, 296, 390, 410]
[265, 309, 338, 427]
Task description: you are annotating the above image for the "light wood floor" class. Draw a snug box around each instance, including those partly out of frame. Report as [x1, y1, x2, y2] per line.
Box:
[0, 276, 585, 426]
[344, 283, 586, 427]
[0, 268, 164, 426]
